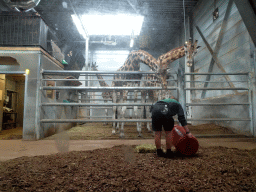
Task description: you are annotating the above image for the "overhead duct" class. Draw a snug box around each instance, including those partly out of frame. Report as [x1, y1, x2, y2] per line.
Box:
[3, 0, 41, 11]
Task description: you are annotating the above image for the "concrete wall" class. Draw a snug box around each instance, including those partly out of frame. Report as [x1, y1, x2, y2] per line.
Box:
[192, 0, 251, 98]
[0, 75, 5, 131]
[191, 92, 251, 135]
[0, 47, 78, 140]
[5, 75, 24, 127]
[168, 0, 255, 136]
[0, 49, 40, 140]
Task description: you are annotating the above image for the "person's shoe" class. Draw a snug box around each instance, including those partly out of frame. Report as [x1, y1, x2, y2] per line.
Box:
[165, 149, 175, 158]
[156, 149, 166, 157]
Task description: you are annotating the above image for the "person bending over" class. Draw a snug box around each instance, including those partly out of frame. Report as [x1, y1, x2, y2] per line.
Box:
[151, 97, 191, 158]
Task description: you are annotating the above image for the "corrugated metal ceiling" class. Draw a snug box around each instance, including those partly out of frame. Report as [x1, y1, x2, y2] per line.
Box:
[34, 0, 198, 50]
[0, 0, 198, 50]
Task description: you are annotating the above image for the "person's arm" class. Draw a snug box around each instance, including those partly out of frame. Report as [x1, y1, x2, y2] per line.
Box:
[183, 125, 190, 134]
[177, 104, 191, 135]
[177, 104, 187, 127]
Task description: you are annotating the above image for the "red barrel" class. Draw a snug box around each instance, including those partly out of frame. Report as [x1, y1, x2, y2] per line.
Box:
[171, 125, 199, 155]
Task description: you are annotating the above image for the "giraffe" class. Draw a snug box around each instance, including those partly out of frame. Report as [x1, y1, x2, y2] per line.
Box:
[91, 51, 157, 137]
[139, 38, 200, 130]
[90, 63, 116, 126]
[92, 38, 199, 137]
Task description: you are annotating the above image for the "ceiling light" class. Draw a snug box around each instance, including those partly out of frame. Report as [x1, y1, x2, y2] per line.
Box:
[72, 14, 144, 36]
[62, 2, 67, 9]
[71, 15, 87, 39]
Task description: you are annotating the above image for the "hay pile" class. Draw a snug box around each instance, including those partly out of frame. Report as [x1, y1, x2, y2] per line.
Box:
[135, 144, 157, 153]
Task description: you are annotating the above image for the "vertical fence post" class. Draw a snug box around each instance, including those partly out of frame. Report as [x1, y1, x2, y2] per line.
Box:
[248, 72, 254, 136]
[178, 68, 186, 120]
[23, 72, 28, 139]
[35, 65, 42, 140]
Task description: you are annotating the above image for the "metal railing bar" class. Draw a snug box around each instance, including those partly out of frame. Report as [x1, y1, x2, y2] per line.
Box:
[41, 119, 154, 123]
[86, 116, 113, 118]
[42, 70, 177, 75]
[185, 87, 248, 90]
[185, 72, 249, 75]
[80, 99, 112, 101]
[42, 86, 178, 91]
[186, 103, 250, 106]
[41, 79, 176, 82]
[185, 81, 248, 83]
[86, 107, 113, 109]
[79, 99, 146, 101]
[0, 71, 26, 74]
[41, 103, 154, 106]
[187, 118, 251, 121]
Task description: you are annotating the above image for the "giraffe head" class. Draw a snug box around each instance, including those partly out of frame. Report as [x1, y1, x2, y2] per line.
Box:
[184, 38, 201, 67]
[91, 62, 98, 71]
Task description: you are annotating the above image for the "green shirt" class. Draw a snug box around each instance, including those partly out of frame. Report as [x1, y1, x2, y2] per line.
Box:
[161, 98, 180, 104]
[156, 98, 187, 126]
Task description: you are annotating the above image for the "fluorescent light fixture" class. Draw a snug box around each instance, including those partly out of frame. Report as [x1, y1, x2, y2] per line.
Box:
[130, 38, 134, 48]
[72, 14, 144, 36]
[71, 15, 87, 39]
[62, 2, 67, 9]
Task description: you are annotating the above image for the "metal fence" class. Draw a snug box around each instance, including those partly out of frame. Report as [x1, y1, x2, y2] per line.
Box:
[40, 70, 179, 124]
[184, 72, 253, 135]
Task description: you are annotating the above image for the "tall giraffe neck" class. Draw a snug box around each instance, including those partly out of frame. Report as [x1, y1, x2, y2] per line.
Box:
[132, 50, 158, 71]
[91, 66, 109, 87]
[127, 47, 186, 72]
[115, 50, 158, 72]
[158, 46, 185, 65]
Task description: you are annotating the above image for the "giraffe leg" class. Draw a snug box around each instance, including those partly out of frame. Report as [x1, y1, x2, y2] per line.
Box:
[120, 105, 126, 138]
[103, 100, 108, 126]
[116, 92, 121, 132]
[146, 105, 152, 132]
[134, 105, 142, 137]
[140, 90, 147, 135]
[119, 90, 128, 138]
[112, 91, 118, 134]
[134, 84, 142, 137]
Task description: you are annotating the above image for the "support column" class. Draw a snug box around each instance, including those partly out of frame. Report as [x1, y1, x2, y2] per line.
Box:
[178, 67, 186, 120]
[185, 65, 191, 121]
[35, 54, 42, 140]
[185, 16, 191, 121]
[250, 41, 256, 137]
[85, 37, 90, 118]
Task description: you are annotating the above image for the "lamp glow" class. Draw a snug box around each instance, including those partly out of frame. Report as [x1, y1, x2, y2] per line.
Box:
[72, 14, 144, 37]
[25, 69, 30, 75]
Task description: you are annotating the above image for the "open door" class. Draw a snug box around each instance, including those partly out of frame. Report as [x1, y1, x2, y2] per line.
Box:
[0, 74, 25, 139]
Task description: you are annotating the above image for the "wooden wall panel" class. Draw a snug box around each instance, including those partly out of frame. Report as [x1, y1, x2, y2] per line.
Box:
[191, 0, 251, 99]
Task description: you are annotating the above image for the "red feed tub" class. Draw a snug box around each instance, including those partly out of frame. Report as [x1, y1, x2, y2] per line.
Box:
[171, 125, 199, 156]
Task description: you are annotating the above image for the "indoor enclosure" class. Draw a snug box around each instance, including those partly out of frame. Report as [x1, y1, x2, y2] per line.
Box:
[1, 0, 256, 139]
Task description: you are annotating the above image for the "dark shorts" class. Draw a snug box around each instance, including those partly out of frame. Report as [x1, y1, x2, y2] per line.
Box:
[151, 103, 175, 132]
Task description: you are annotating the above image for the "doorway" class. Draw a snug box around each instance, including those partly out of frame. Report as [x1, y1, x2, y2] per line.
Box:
[0, 74, 25, 139]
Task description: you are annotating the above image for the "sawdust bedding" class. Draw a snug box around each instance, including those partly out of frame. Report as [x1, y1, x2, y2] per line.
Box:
[0, 145, 255, 191]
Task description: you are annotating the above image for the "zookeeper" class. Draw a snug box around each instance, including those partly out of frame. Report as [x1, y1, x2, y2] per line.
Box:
[150, 97, 192, 158]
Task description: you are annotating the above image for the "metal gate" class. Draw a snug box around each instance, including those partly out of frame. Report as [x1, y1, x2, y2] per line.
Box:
[39, 70, 178, 124]
[184, 72, 254, 135]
